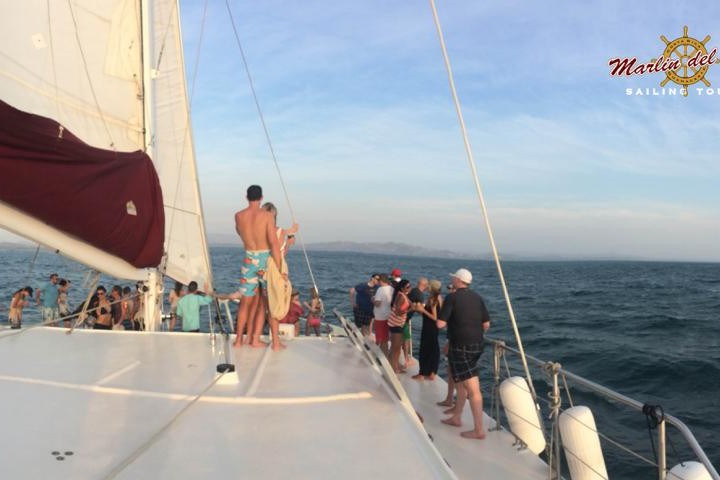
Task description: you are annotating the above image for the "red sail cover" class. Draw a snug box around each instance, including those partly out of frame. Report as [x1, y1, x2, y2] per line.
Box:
[0, 100, 164, 268]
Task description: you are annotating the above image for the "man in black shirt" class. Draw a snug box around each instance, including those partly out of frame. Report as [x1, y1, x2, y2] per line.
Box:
[437, 268, 490, 440]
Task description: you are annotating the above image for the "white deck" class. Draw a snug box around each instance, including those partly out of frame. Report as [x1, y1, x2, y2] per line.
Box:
[0, 327, 547, 479]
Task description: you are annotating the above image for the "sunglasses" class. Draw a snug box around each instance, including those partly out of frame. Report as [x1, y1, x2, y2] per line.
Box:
[97, 292, 105, 296]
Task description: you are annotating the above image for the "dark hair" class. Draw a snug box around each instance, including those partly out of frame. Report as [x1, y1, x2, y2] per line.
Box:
[247, 185, 263, 201]
[58, 279, 69, 287]
[174, 281, 183, 295]
[14, 286, 33, 297]
[122, 286, 132, 295]
[188, 281, 198, 292]
[112, 285, 122, 295]
[391, 279, 411, 305]
[377, 273, 389, 284]
[97, 286, 107, 293]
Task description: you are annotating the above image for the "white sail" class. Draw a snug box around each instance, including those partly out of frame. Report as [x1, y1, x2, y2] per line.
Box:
[149, 0, 213, 288]
[0, 0, 144, 152]
[0, 0, 212, 288]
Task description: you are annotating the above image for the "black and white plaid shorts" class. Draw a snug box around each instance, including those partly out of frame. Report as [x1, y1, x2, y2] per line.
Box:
[448, 342, 484, 382]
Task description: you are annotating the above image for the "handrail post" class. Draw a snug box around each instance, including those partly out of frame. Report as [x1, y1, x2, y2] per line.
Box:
[658, 417, 667, 480]
[547, 362, 562, 480]
[491, 340, 504, 431]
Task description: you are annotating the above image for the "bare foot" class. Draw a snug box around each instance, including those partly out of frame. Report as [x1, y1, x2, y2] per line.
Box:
[436, 400, 453, 407]
[271, 342, 286, 351]
[232, 341, 243, 348]
[441, 417, 462, 427]
[249, 340, 268, 348]
[460, 430, 486, 439]
[443, 407, 456, 415]
[411, 374, 425, 381]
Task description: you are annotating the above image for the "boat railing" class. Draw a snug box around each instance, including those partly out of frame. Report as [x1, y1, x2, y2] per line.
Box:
[484, 336, 719, 480]
[332, 309, 457, 479]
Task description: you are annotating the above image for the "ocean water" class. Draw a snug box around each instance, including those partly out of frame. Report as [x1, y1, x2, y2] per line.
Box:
[2, 246, 718, 478]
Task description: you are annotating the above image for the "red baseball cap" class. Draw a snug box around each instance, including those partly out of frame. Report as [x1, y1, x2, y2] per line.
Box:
[391, 268, 402, 277]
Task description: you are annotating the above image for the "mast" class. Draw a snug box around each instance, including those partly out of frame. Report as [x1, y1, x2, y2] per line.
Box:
[140, 0, 162, 331]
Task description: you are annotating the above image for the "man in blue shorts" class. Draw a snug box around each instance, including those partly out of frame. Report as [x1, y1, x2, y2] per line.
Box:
[234, 185, 283, 349]
[437, 268, 491, 440]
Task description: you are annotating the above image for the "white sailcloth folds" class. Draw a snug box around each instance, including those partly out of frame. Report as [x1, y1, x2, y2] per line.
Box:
[0, 0, 212, 289]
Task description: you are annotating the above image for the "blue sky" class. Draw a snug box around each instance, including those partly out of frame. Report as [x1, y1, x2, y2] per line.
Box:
[177, 0, 718, 261]
[4, 1, 718, 261]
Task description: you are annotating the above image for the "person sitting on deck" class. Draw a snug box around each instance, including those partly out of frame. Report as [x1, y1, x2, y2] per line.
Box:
[303, 287, 323, 336]
[279, 290, 304, 337]
[175, 281, 212, 333]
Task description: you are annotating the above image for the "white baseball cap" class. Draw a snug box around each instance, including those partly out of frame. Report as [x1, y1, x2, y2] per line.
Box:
[450, 268, 472, 284]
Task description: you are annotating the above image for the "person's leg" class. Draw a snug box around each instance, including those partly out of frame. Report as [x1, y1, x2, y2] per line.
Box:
[234, 295, 256, 346]
[442, 381, 467, 426]
[249, 290, 268, 347]
[460, 376, 486, 439]
[391, 331, 404, 373]
[269, 316, 285, 350]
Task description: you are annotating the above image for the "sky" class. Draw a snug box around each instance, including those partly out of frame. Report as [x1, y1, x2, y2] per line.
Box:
[4, 1, 719, 261]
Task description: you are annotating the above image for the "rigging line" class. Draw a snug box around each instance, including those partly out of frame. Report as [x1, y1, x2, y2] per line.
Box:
[428, 0, 537, 402]
[68, 271, 101, 334]
[22, 244, 41, 287]
[161, 0, 215, 286]
[102, 372, 226, 480]
[224, 0, 320, 294]
[65, 0, 116, 150]
[46, 0, 62, 125]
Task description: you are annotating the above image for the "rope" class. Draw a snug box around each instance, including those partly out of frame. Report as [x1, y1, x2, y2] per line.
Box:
[68, 271, 100, 333]
[22, 244, 41, 287]
[224, 0, 321, 296]
[428, 0, 537, 402]
[103, 371, 226, 479]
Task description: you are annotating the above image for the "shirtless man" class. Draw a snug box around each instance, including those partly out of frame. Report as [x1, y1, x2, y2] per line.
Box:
[234, 185, 284, 350]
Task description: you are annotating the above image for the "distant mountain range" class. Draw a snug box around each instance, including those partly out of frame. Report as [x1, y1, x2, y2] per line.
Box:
[303, 241, 478, 259]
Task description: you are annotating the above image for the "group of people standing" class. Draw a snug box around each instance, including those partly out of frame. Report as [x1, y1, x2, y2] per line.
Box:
[350, 271, 443, 377]
[5, 272, 147, 331]
[351, 267, 492, 440]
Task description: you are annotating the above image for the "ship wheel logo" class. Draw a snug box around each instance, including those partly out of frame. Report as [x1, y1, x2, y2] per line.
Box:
[660, 26, 711, 96]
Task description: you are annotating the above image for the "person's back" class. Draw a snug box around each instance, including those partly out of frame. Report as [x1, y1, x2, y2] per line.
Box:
[235, 207, 275, 251]
[444, 288, 489, 346]
[176, 281, 212, 332]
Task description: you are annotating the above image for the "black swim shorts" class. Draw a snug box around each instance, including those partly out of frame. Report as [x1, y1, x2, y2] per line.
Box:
[353, 308, 372, 327]
[448, 342, 484, 382]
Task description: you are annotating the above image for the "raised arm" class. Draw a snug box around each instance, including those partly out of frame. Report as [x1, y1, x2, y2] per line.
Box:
[265, 212, 282, 269]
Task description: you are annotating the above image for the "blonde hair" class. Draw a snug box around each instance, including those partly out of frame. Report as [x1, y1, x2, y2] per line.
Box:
[261, 202, 278, 219]
[429, 279, 442, 295]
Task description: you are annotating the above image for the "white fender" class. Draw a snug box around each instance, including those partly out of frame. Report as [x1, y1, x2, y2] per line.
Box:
[668, 461, 712, 480]
[559, 406, 608, 480]
[499, 376, 546, 454]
